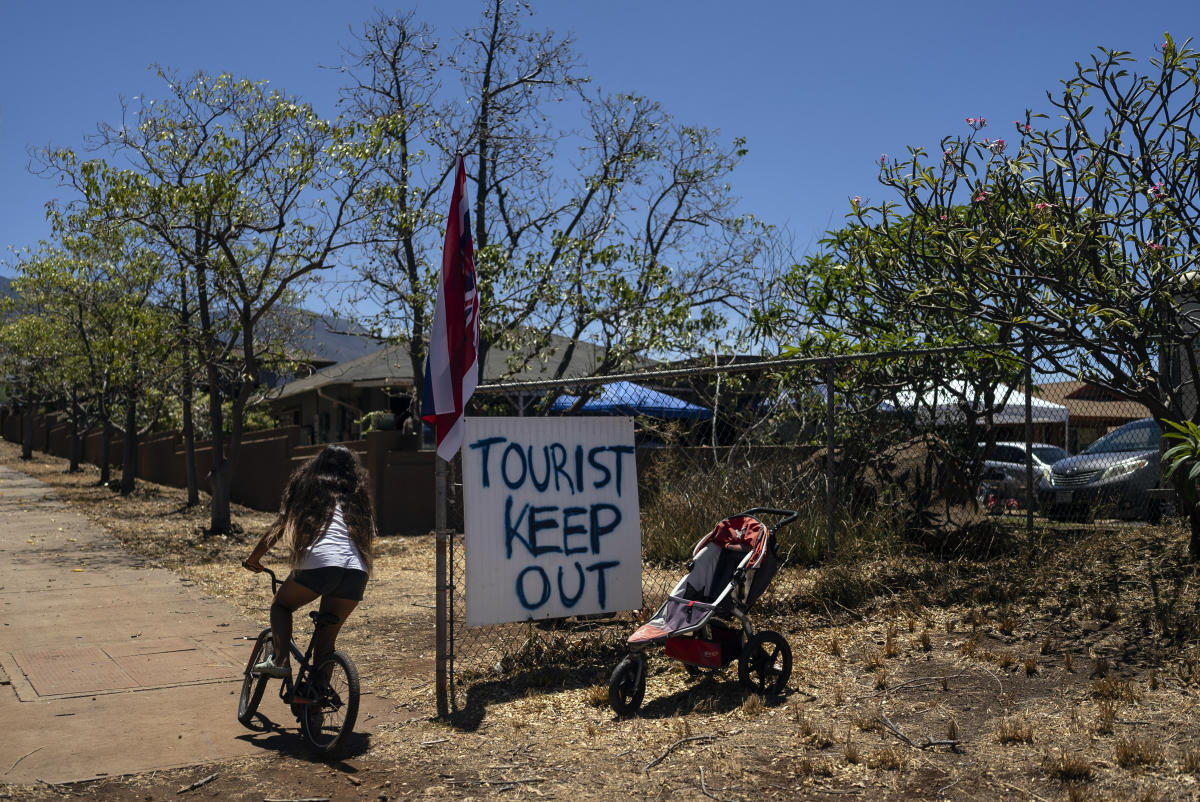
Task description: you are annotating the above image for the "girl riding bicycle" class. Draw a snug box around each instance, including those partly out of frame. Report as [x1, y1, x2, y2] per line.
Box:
[243, 444, 375, 678]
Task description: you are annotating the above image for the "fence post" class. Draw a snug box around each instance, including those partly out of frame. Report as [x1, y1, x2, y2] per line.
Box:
[1024, 339, 1034, 536]
[434, 455, 450, 718]
[825, 357, 836, 555]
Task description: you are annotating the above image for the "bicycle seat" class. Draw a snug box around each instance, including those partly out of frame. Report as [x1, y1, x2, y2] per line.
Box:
[309, 611, 341, 626]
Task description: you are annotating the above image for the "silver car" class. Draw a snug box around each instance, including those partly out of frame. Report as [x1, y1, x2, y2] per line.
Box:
[980, 441, 1070, 507]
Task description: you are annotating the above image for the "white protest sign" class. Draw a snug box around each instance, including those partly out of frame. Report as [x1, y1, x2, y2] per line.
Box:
[462, 417, 642, 626]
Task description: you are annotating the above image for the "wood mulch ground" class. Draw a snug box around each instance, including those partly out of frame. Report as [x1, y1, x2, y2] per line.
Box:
[3, 439, 1200, 800]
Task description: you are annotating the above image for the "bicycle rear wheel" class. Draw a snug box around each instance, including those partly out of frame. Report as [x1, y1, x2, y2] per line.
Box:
[237, 628, 273, 726]
[299, 650, 360, 756]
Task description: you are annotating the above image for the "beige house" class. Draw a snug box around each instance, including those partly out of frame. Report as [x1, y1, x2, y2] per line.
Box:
[1033, 381, 1150, 453]
[269, 334, 624, 445]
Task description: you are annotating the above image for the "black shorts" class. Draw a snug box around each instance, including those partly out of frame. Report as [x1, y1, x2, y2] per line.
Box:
[290, 566, 368, 601]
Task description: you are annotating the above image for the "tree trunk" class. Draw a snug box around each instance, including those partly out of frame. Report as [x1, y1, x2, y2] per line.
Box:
[179, 272, 199, 506]
[120, 396, 137, 496]
[68, 385, 82, 473]
[209, 462, 234, 534]
[182, 389, 199, 506]
[20, 403, 33, 461]
[99, 418, 113, 486]
[206, 368, 230, 534]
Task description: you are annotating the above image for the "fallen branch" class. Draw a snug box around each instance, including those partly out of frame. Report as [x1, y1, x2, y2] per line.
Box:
[644, 735, 716, 772]
[879, 714, 917, 748]
[879, 715, 960, 750]
[177, 772, 217, 794]
[978, 665, 1004, 695]
[3, 744, 45, 775]
[420, 738, 449, 746]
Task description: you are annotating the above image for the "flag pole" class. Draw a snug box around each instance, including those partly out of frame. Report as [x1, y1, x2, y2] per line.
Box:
[428, 154, 479, 719]
[434, 455, 449, 717]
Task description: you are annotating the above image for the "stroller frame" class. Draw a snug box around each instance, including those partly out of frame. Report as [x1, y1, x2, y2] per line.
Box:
[608, 507, 798, 714]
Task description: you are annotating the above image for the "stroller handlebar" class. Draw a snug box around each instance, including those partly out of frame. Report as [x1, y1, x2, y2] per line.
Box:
[735, 507, 798, 530]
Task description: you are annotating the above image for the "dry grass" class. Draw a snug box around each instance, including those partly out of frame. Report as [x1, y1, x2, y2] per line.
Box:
[6, 439, 1200, 802]
[1115, 736, 1164, 771]
[997, 716, 1035, 745]
[1042, 749, 1094, 783]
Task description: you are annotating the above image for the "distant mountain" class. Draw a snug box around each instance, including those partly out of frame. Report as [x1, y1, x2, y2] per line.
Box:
[0, 275, 12, 300]
[284, 308, 384, 367]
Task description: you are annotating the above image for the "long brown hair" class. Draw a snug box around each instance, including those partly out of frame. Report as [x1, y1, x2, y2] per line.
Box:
[272, 444, 375, 574]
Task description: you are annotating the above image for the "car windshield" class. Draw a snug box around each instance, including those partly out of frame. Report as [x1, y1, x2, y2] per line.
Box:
[1081, 420, 1160, 454]
[1032, 445, 1068, 463]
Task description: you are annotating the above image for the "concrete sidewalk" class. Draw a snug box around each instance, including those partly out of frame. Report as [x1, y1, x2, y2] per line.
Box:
[0, 464, 387, 785]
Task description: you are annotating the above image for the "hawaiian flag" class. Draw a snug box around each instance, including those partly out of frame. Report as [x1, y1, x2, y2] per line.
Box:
[421, 156, 480, 461]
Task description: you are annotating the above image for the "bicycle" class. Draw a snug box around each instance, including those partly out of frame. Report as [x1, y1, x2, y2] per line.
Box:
[236, 566, 361, 756]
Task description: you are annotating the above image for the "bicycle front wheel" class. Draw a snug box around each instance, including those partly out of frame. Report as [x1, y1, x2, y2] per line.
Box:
[300, 650, 360, 756]
[237, 628, 273, 726]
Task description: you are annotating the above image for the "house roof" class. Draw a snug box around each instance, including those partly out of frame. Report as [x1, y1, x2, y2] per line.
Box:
[1032, 380, 1150, 423]
[272, 332, 619, 401]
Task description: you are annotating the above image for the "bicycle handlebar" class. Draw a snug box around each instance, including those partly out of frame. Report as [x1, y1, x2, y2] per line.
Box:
[243, 562, 282, 593]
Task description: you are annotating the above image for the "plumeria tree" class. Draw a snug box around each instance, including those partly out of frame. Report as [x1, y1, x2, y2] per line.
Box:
[839, 36, 1200, 423]
[776, 34, 1200, 552]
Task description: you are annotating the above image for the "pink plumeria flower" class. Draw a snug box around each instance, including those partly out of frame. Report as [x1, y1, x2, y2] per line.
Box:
[989, 139, 1007, 154]
[1149, 182, 1166, 199]
[939, 214, 948, 221]
[1146, 242, 1164, 252]
[973, 191, 990, 203]
[965, 117, 988, 130]
[1035, 202, 1054, 211]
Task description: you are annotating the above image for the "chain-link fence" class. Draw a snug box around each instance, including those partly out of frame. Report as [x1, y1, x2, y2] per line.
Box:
[435, 342, 1191, 713]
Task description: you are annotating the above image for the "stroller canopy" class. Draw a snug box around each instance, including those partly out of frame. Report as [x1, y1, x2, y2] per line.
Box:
[697, 515, 770, 567]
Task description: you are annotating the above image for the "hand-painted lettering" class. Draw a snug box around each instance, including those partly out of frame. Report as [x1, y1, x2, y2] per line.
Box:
[528, 445, 551, 491]
[528, 505, 563, 556]
[504, 496, 531, 558]
[516, 566, 551, 609]
[588, 446, 611, 489]
[550, 443, 572, 493]
[467, 436, 507, 488]
[557, 563, 585, 607]
[586, 560, 620, 609]
[561, 506, 588, 555]
[513, 560, 622, 611]
[501, 442, 526, 489]
[589, 503, 621, 553]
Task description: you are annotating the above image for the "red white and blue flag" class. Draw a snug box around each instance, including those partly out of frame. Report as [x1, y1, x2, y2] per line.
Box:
[421, 156, 480, 461]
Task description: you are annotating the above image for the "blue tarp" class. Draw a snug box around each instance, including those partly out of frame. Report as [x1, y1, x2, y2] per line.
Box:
[550, 381, 712, 420]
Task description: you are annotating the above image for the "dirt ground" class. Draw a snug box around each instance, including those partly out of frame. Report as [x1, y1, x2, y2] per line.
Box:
[3, 440, 1200, 801]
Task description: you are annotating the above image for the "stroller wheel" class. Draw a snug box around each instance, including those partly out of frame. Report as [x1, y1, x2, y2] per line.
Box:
[608, 653, 646, 715]
[738, 631, 792, 696]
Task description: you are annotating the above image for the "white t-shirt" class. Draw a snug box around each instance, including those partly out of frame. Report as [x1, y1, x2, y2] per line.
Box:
[296, 504, 367, 572]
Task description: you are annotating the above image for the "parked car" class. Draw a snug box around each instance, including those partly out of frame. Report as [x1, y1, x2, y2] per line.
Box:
[1036, 418, 1164, 522]
[980, 442, 1070, 508]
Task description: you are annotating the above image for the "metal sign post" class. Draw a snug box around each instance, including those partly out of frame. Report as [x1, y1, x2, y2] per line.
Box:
[434, 455, 450, 717]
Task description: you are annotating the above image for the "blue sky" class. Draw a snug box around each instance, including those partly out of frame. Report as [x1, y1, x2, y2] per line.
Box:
[1, 0, 1195, 292]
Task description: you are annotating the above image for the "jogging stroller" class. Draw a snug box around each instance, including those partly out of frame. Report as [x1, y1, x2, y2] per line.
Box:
[608, 507, 798, 714]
